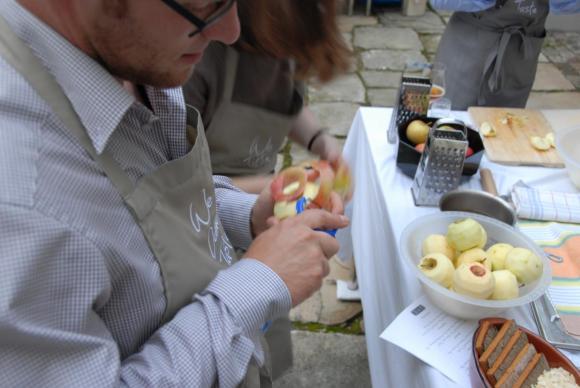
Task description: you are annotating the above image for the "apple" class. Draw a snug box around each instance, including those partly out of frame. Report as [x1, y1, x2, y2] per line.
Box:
[453, 262, 495, 300]
[415, 143, 425, 153]
[406, 120, 430, 145]
[466, 147, 474, 158]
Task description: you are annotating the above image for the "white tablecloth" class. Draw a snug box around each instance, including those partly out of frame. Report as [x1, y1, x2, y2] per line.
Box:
[336, 107, 580, 388]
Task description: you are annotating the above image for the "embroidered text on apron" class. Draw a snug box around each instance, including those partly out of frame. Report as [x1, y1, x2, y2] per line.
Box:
[205, 46, 301, 176]
[0, 15, 273, 387]
[435, 0, 549, 109]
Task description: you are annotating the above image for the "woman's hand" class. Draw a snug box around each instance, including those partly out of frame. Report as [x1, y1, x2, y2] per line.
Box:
[310, 131, 342, 164]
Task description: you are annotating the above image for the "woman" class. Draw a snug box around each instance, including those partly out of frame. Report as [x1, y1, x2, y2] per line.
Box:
[183, 0, 351, 193]
[431, 0, 580, 110]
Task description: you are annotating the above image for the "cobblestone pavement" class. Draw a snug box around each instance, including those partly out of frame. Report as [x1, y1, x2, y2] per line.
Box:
[278, 6, 580, 388]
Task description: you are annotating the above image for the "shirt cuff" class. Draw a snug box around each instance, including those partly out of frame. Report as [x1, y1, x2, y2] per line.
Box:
[203, 259, 292, 333]
[214, 183, 257, 250]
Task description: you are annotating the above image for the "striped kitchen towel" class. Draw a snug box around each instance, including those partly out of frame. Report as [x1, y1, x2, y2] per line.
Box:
[511, 182, 580, 223]
[518, 221, 580, 338]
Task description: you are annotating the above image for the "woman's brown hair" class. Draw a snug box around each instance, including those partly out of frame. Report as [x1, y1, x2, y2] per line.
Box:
[236, 0, 352, 83]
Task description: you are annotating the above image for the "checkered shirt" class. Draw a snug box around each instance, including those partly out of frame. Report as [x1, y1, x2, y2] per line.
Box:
[0, 1, 291, 387]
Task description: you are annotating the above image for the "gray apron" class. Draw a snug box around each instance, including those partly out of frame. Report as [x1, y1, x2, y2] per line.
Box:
[0, 15, 278, 387]
[436, 0, 549, 109]
[205, 46, 295, 379]
[205, 47, 301, 176]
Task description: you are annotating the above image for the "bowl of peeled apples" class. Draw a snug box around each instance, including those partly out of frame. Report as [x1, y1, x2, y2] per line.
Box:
[399, 212, 551, 320]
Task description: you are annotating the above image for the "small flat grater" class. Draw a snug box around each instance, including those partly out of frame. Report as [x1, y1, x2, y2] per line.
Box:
[411, 124, 468, 206]
[387, 75, 431, 143]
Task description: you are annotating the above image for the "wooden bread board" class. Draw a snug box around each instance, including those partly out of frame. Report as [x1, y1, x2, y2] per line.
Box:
[468, 107, 564, 168]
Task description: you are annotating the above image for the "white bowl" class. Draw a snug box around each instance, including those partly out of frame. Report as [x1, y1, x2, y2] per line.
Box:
[400, 211, 552, 320]
[555, 127, 580, 189]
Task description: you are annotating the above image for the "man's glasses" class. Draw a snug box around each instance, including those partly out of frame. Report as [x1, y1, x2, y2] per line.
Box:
[161, 0, 235, 37]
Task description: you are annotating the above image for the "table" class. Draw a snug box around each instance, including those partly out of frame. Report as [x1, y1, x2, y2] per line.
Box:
[335, 107, 580, 388]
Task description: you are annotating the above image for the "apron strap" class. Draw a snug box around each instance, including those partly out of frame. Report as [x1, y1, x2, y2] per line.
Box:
[0, 14, 134, 197]
[480, 26, 533, 100]
[222, 46, 239, 101]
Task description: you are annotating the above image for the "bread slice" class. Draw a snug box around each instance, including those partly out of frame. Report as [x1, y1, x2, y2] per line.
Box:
[479, 320, 516, 371]
[495, 343, 537, 388]
[475, 321, 490, 355]
[486, 330, 528, 384]
[476, 321, 499, 355]
[484, 326, 498, 351]
[514, 353, 549, 388]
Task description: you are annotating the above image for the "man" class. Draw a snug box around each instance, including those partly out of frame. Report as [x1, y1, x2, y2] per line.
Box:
[0, 0, 348, 386]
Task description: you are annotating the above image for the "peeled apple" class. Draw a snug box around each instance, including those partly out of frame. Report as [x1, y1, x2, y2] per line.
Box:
[418, 253, 455, 288]
[452, 262, 495, 300]
[491, 270, 519, 300]
[271, 159, 353, 221]
[505, 248, 543, 284]
[477, 225, 487, 249]
[422, 234, 455, 260]
[455, 248, 491, 271]
[273, 182, 320, 220]
[545, 132, 555, 148]
[447, 218, 486, 252]
[486, 243, 513, 271]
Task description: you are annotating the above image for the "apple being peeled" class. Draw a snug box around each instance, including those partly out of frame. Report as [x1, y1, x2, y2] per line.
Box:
[406, 120, 430, 145]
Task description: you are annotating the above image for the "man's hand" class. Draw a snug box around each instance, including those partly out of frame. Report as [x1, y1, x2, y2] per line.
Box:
[244, 209, 349, 306]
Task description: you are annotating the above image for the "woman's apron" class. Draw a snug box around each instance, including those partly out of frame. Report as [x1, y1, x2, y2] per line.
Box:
[205, 47, 302, 176]
[0, 15, 279, 387]
[203, 46, 296, 378]
[435, 0, 549, 109]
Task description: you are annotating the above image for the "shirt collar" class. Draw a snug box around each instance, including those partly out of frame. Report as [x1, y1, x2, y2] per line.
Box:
[1, 0, 137, 154]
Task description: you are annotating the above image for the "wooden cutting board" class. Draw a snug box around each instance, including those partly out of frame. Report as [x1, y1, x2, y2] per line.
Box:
[468, 107, 564, 167]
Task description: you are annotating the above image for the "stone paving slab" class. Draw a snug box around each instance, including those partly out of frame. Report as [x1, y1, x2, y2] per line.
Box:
[308, 74, 366, 104]
[532, 63, 576, 91]
[338, 15, 378, 33]
[289, 257, 361, 326]
[289, 143, 317, 167]
[542, 46, 577, 64]
[379, 10, 446, 34]
[538, 52, 549, 62]
[545, 31, 580, 55]
[526, 92, 580, 109]
[367, 88, 397, 107]
[360, 70, 401, 88]
[341, 32, 353, 51]
[568, 75, 580, 89]
[361, 49, 427, 71]
[353, 26, 422, 51]
[419, 33, 441, 54]
[275, 331, 371, 388]
[309, 102, 361, 137]
[274, 152, 284, 173]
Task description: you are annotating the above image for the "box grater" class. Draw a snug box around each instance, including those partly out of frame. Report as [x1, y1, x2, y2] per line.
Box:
[411, 120, 468, 206]
[387, 75, 431, 143]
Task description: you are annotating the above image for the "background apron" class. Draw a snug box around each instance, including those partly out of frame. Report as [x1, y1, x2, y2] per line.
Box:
[0, 16, 280, 387]
[204, 46, 295, 378]
[436, 0, 549, 109]
[205, 47, 301, 176]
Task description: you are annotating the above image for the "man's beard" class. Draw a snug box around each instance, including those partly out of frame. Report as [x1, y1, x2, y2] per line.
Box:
[92, 3, 193, 88]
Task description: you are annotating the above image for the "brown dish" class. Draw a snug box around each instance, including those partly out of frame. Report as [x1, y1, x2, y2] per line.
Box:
[472, 317, 580, 387]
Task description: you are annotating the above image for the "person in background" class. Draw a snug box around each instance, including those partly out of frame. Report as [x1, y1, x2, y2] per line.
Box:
[184, 0, 352, 193]
[430, 0, 580, 110]
[0, 0, 349, 386]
